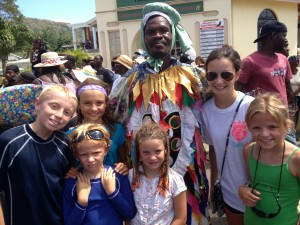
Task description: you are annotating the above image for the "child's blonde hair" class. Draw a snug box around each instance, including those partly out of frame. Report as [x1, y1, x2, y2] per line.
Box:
[245, 93, 294, 133]
[131, 123, 170, 197]
[68, 123, 111, 157]
[38, 85, 78, 106]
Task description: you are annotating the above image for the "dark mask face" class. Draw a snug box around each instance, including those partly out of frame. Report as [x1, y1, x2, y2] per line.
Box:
[144, 16, 172, 59]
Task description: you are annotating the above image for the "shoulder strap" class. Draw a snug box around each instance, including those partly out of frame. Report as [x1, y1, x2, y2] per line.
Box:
[220, 94, 246, 180]
[250, 143, 256, 156]
[287, 147, 300, 163]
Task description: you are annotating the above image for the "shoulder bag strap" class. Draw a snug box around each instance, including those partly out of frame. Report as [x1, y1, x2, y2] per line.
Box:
[220, 94, 246, 182]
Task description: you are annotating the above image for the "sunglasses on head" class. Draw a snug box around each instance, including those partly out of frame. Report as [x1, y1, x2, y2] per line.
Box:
[206, 71, 234, 82]
[251, 183, 281, 219]
[72, 129, 104, 143]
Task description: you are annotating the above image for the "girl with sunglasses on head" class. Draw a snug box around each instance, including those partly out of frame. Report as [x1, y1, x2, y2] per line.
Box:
[64, 123, 136, 225]
[238, 93, 300, 225]
[201, 45, 254, 225]
[129, 122, 187, 225]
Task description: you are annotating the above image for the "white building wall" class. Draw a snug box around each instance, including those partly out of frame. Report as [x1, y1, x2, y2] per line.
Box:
[95, 0, 298, 67]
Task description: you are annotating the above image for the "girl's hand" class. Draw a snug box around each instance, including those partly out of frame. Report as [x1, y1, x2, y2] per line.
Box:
[101, 167, 116, 195]
[76, 172, 91, 206]
[114, 162, 129, 175]
[238, 185, 261, 207]
[64, 167, 79, 179]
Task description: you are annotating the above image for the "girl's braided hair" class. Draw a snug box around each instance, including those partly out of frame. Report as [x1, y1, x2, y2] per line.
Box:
[131, 122, 170, 197]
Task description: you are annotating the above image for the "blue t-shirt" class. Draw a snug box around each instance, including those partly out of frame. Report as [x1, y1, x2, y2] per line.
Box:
[104, 123, 126, 166]
[63, 165, 136, 225]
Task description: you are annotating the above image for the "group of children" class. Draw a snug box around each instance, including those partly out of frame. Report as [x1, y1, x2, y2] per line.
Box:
[0, 45, 299, 225]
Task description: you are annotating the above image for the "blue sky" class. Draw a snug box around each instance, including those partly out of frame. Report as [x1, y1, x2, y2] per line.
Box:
[16, 0, 96, 24]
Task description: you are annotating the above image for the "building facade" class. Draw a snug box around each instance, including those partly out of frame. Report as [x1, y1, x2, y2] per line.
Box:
[93, 0, 299, 67]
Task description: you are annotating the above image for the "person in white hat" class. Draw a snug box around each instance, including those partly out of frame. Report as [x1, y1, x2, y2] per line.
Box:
[73, 65, 98, 83]
[33, 52, 77, 93]
[111, 55, 134, 92]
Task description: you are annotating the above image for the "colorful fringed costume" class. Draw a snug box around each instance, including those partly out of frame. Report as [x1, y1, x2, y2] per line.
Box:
[109, 59, 209, 225]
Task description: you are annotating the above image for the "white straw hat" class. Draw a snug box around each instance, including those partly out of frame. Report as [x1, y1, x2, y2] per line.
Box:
[73, 65, 98, 82]
[34, 52, 68, 67]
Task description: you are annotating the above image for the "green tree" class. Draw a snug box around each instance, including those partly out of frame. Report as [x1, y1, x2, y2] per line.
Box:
[0, 18, 32, 72]
[0, 0, 23, 21]
[65, 48, 88, 68]
[24, 18, 73, 52]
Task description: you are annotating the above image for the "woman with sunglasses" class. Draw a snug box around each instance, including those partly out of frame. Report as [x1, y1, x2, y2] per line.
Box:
[238, 93, 300, 225]
[64, 123, 136, 225]
[201, 45, 254, 225]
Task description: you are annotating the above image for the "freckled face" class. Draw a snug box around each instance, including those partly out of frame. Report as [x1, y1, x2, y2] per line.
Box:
[249, 112, 284, 150]
[139, 139, 166, 176]
[35, 92, 77, 132]
[76, 140, 108, 176]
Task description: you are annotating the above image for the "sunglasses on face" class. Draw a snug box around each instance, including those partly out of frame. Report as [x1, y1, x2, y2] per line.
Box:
[206, 71, 234, 82]
[72, 129, 104, 143]
[251, 183, 281, 219]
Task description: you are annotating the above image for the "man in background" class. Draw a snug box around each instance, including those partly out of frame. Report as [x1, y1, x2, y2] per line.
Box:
[237, 20, 293, 106]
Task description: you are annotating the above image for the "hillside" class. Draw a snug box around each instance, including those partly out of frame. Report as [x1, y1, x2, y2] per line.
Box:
[24, 17, 73, 51]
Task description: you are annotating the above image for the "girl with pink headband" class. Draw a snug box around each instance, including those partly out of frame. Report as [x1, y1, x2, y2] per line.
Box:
[68, 78, 127, 170]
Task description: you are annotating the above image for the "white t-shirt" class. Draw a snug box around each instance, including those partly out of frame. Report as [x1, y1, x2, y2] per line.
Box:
[201, 92, 254, 212]
[128, 167, 186, 225]
[290, 68, 300, 96]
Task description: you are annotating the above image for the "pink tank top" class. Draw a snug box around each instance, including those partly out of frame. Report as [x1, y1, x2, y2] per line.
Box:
[37, 78, 77, 93]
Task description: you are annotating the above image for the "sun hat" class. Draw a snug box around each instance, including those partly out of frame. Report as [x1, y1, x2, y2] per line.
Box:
[113, 55, 134, 69]
[34, 52, 68, 67]
[254, 20, 287, 43]
[73, 65, 98, 82]
[87, 56, 94, 62]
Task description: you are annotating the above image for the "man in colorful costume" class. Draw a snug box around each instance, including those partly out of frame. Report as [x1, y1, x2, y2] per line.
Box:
[109, 2, 209, 224]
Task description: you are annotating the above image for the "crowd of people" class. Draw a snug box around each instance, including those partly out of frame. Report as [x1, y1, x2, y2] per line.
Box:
[0, 2, 300, 225]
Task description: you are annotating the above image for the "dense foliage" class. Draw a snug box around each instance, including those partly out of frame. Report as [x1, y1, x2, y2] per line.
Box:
[0, 0, 23, 21]
[24, 18, 73, 52]
[0, 17, 32, 72]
